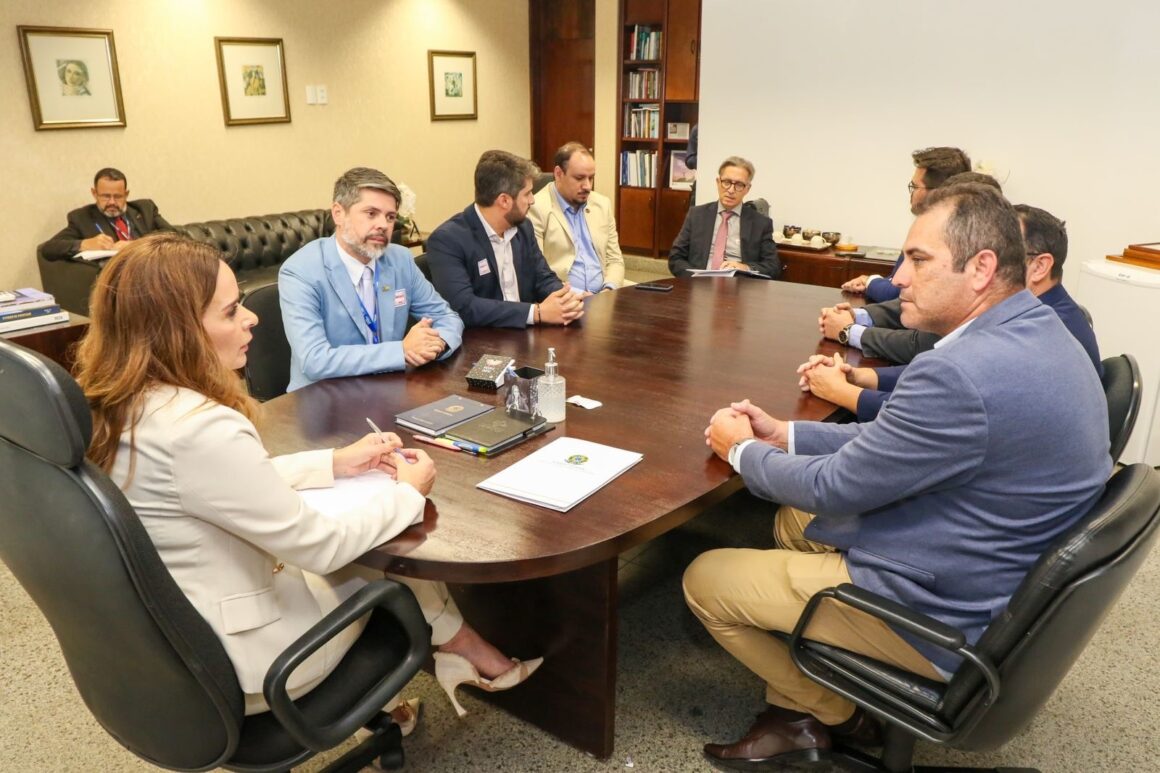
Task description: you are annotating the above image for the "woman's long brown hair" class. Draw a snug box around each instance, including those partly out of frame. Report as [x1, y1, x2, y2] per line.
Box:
[75, 233, 257, 474]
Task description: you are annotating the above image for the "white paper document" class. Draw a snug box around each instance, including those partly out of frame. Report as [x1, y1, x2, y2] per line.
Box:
[298, 469, 395, 517]
[75, 250, 117, 262]
[687, 268, 737, 277]
[477, 437, 643, 512]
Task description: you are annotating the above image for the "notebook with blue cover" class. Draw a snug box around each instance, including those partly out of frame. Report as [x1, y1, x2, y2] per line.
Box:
[394, 394, 494, 435]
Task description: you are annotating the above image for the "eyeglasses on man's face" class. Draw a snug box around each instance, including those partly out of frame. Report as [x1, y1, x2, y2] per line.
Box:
[718, 178, 749, 191]
[907, 182, 929, 195]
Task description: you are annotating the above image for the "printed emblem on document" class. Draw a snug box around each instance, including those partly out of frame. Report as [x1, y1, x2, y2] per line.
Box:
[565, 454, 589, 466]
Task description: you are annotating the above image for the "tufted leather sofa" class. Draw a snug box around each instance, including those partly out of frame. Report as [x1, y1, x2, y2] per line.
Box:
[37, 209, 343, 316]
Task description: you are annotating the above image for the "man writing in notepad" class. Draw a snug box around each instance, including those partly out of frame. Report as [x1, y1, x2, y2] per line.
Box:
[39, 168, 173, 261]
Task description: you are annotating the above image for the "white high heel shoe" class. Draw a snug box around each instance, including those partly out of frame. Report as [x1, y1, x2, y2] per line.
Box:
[432, 652, 544, 717]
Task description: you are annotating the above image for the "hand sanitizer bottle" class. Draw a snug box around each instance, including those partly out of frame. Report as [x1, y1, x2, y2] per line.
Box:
[538, 347, 566, 422]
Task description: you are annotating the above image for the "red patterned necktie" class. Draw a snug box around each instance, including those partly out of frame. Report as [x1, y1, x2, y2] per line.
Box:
[113, 216, 132, 241]
[709, 210, 732, 269]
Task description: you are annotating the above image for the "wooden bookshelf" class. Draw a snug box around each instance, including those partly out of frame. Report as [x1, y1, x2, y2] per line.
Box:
[615, 0, 701, 257]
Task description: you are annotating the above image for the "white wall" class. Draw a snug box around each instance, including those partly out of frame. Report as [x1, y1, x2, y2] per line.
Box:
[699, 0, 1160, 289]
[1, 0, 531, 291]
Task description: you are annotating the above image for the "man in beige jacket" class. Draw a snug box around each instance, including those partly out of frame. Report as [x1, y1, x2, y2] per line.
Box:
[530, 142, 625, 293]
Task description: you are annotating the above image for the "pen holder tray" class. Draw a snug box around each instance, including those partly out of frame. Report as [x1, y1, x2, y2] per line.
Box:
[504, 366, 544, 418]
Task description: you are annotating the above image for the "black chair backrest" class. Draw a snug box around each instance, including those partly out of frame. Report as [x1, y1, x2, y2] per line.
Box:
[1102, 353, 1142, 463]
[940, 463, 1160, 751]
[242, 282, 292, 401]
[532, 172, 554, 194]
[0, 340, 244, 769]
[414, 252, 433, 282]
[174, 210, 330, 274]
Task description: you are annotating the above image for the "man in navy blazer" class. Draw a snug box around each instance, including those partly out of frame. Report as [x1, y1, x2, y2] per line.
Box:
[39, 167, 173, 260]
[689, 184, 1110, 766]
[279, 167, 463, 392]
[427, 150, 584, 329]
[840, 147, 972, 300]
[801, 203, 1105, 421]
[667, 156, 781, 279]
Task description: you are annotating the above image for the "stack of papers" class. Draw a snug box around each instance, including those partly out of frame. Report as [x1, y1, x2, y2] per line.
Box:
[298, 470, 395, 517]
[75, 249, 118, 262]
[477, 437, 643, 512]
[687, 268, 771, 279]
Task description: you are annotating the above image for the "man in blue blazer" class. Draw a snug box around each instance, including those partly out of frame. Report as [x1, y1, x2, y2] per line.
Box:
[689, 184, 1110, 767]
[279, 167, 463, 392]
[427, 150, 584, 329]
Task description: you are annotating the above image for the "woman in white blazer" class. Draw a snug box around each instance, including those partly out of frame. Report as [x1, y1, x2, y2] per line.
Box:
[75, 233, 539, 723]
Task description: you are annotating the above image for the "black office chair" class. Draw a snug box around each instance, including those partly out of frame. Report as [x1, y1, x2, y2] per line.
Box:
[777, 463, 1160, 773]
[413, 252, 433, 282]
[532, 172, 555, 194]
[1101, 353, 1142, 464]
[242, 281, 292, 401]
[0, 339, 431, 772]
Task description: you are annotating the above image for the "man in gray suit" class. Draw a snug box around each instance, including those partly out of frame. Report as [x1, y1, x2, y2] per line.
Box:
[687, 184, 1109, 767]
[668, 156, 781, 279]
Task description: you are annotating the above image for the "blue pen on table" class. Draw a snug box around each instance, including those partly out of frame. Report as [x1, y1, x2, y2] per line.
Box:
[366, 417, 412, 464]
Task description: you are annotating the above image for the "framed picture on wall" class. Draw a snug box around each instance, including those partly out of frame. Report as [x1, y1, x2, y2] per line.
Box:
[214, 37, 291, 126]
[428, 50, 477, 121]
[18, 26, 126, 130]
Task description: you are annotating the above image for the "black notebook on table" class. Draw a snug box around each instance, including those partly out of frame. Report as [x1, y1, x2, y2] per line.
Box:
[444, 409, 549, 453]
[395, 394, 494, 435]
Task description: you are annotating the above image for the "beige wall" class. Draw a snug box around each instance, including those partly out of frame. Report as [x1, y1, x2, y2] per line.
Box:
[1, 0, 531, 291]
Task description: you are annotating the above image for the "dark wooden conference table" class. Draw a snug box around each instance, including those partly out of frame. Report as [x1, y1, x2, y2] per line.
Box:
[257, 277, 868, 758]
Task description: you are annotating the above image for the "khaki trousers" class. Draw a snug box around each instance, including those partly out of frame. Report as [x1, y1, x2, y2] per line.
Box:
[683, 504, 943, 725]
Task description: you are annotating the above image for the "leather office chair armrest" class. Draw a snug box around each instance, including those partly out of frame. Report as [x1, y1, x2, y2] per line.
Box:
[785, 583, 1001, 744]
[263, 578, 431, 751]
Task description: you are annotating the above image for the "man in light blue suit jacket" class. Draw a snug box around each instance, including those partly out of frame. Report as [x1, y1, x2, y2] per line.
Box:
[280, 168, 463, 392]
[690, 184, 1110, 767]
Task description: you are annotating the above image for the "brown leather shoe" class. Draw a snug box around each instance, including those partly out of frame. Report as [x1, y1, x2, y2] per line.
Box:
[703, 707, 832, 770]
[829, 707, 883, 748]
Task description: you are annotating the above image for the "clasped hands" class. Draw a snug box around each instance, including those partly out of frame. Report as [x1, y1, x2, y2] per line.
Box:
[796, 352, 877, 411]
[703, 399, 788, 461]
[332, 431, 437, 496]
[402, 318, 447, 366]
[818, 302, 856, 341]
[539, 284, 585, 325]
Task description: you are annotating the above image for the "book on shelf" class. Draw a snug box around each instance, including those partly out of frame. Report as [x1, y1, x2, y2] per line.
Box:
[394, 394, 495, 435]
[0, 288, 56, 311]
[620, 150, 658, 187]
[622, 103, 660, 138]
[626, 69, 659, 99]
[668, 151, 694, 190]
[0, 310, 69, 334]
[0, 303, 63, 323]
[627, 25, 662, 61]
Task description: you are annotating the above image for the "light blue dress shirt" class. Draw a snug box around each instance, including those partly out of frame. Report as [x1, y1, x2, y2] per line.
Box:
[555, 189, 609, 293]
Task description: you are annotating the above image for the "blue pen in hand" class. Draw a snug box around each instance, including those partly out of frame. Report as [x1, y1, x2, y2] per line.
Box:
[366, 417, 413, 464]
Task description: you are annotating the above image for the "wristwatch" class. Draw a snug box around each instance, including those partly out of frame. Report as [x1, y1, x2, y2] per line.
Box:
[837, 323, 854, 345]
[728, 439, 750, 469]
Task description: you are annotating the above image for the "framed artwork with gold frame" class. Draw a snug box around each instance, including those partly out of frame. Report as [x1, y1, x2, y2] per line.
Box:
[427, 50, 478, 121]
[214, 37, 291, 126]
[18, 25, 126, 130]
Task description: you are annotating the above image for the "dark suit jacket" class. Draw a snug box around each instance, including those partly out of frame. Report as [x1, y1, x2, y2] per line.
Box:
[39, 200, 173, 261]
[427, 204, 563, 328]
[667, 201, 781, 278]
[859, 298, 942, 364]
